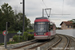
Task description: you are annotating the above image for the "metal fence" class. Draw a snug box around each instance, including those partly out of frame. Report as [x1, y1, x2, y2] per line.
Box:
[56, 29, 75, 37]
[0, 33, 17, 43]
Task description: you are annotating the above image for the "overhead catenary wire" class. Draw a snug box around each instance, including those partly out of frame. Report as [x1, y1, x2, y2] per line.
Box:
[42, 0, 47, 8]
[61, 0, 70, 15]
[42, 0, 51, 18]
[42, 0, 69, 18]
[62, 0, 64, 15]
[45, 8, 51, 18]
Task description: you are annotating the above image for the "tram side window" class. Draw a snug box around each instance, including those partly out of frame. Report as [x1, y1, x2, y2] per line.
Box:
[50, 25, 54, 31]
[49, 23, 54, 31]
[50, 26, 53, 30]
[49, 23, 50, 31]
[49, 24, 52, 31]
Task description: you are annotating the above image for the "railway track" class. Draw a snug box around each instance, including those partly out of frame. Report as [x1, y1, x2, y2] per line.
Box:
[49, 34, 74, 50]
[10, 39, 54, 50]
[49, 34, 70, 50]
[6, 34, 75, 50]
[24, 35, 61, 50]
[12, 40, 50, 50]
[65, 35, 75, 50]
[7, 39, 37, 49]
[69, 37, 75, 50]
[8, 35, 60, 50]
[64, 35, 70, 50]
[62, 35, 75, 50]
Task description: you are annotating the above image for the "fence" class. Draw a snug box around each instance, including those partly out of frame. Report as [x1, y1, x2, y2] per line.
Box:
[56, 29, 75, 37]
[0, 33, 17, 43]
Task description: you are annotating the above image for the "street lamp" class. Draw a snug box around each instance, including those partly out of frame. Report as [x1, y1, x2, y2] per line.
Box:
[20, 0, 25, 35]
[23, 0, 25, 35]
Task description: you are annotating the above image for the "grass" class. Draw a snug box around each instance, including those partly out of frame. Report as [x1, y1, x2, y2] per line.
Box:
[0, 41, 19, 45]
[0, 43, 4, 45]
[7, 41, 19, 44]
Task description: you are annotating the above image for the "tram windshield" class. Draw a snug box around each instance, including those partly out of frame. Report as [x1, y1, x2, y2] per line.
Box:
[34, 22, 48, 32]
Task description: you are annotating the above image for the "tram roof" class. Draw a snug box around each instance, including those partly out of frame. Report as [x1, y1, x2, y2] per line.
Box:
[36, 17, 48, 19]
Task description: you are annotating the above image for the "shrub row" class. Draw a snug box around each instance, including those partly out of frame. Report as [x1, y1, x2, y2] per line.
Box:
[13, 32, 34, 42]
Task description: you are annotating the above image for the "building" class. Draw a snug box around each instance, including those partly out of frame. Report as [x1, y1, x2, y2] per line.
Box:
[60, 21, 73, 29]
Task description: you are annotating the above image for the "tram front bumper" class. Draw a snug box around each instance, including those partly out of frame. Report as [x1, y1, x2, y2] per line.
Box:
[34, 36, 48, 39]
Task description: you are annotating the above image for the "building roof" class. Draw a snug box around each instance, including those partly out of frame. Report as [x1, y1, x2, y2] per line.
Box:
[60, 21, 73, 26]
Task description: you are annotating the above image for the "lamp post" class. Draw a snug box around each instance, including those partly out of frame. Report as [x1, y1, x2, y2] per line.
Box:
[22, 0, 25, 35]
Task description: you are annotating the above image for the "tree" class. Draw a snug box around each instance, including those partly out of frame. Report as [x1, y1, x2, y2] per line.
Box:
[0, 9, 3, 31]
[0, 3, 32, 31]
[14, 12, 31, 31]
[68, 19, 75, 28]
[0, 3, 14, 31]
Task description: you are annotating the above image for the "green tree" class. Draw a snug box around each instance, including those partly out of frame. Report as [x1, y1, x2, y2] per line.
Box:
[0, 9, 3, 31]
[0, 3, 14, 31]
[0, 3, 32, 32]
[68, 19, 75, 28]
[14, 13, 31, 31]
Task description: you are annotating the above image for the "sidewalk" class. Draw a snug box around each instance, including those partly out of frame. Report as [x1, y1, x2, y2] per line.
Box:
[0, 39, 35, 50]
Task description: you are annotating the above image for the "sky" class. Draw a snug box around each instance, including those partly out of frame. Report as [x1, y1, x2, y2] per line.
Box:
[0, 0, 75, 27]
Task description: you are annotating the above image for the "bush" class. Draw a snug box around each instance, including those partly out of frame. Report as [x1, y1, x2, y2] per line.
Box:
[27, 30, 34, 32]
[28, 34, 34, 40]
[23, 32, 34, 40]
[0, 43, 4, 45]
[13, 32, 34, 42]
[13, 35, 18, 42]
[19, 36, 23, 42]
[23, 32, 28, 41]
[8, 31, 17, 33]
[7, 41, 18, 44]
[13, 35, 24, 42]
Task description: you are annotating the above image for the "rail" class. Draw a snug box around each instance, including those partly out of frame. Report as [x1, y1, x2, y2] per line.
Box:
[64, 35, 70, 50]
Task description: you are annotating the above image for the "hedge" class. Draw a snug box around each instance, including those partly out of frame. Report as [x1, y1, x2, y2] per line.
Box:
[13, 32, 34, 42]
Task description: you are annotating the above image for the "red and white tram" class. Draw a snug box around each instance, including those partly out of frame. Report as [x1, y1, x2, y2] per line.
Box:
[34, 17, 56, 40]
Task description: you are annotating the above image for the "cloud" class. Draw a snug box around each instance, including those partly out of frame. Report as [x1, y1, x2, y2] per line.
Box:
[65, 0, 75, 7]
[0, 0, 75, 27]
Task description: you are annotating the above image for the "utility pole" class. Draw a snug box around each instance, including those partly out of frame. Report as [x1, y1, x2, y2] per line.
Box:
[23, 0, 25, 35]
[42, 9, 44, 17]
[5, 22, 8, 48]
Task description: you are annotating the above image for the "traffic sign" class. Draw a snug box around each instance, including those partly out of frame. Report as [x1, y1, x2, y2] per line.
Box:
[3, 30, 6, 36]
[17, 31, 22, 34]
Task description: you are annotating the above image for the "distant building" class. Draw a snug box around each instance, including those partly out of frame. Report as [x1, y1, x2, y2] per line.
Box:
[60, 21, 73, 29]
